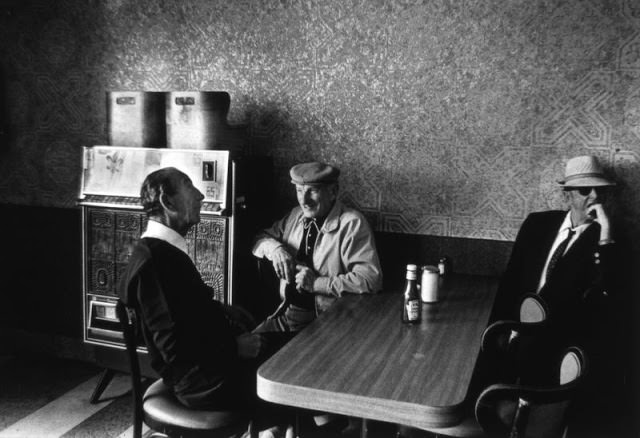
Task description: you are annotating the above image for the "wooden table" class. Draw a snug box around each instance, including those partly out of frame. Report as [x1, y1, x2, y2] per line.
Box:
[257, 274, 498, 432]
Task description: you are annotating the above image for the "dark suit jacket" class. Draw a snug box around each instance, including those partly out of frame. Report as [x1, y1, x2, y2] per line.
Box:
[493, 210, 620, 354]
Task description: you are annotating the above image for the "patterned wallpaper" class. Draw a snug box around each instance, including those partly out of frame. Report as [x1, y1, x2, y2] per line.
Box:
[1, 0, 640, 243]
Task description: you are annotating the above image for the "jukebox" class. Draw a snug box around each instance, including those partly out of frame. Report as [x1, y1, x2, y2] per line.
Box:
[78, 145, 271, 401]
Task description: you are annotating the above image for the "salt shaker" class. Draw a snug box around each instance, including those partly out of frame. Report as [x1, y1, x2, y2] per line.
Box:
[421, 265, 440, 302]
[438, 257, 448, 275]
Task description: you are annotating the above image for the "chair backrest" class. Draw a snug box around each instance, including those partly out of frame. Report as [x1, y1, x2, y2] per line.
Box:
[115, 300, 144, 438]
[559, 348, 583, 385]
[519, 294, 548, 323]
[475, 346, 588, 438]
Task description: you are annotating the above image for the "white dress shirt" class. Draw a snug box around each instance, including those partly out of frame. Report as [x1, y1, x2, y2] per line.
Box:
[537, 212, 591, 292]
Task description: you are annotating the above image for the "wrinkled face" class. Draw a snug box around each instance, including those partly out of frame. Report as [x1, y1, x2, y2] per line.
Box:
[168, 172, 205, 233]
[565, 186, 608, 226]
[295, 183, 337, 219]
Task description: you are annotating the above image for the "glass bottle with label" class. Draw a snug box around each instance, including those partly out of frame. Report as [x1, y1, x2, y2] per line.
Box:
[402, 264, 421, 324]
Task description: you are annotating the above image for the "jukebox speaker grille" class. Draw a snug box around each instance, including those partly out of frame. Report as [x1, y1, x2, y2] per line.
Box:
[85, 207, 228, 301]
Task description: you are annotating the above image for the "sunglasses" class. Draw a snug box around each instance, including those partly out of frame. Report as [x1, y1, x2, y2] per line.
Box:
[569, 187, 607, 196]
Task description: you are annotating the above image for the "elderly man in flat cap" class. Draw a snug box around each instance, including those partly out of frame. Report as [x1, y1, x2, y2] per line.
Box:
[252, 161, 382, 340]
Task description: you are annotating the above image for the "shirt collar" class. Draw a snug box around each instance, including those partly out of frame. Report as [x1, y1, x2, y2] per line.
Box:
[297, 200, 342, 233]
[141, 220, 189, 255]
[559, 211, 591, 237]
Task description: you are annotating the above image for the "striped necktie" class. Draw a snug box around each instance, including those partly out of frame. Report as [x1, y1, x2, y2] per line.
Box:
[545, 229, 575, 280]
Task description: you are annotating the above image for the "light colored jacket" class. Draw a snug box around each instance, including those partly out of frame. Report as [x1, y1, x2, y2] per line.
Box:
[252, 200, 383, 313]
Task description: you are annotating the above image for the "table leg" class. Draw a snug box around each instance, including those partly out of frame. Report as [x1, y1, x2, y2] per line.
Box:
[294, 413, 300, 438]
[360, 418, 369, 438]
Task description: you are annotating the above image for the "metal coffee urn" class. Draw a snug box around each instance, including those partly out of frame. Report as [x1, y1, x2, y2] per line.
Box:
[106, 91, 166, 148]
[166, 91, 231, 150]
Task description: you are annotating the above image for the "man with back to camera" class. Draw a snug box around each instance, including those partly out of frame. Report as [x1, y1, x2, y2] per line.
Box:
[119, 167, 267, 411]
[251, 161, 383, 336]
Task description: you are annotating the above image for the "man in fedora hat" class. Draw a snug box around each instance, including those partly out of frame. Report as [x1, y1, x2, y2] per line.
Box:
[493, 155, 619, 328]
[486, 155, 626, 433]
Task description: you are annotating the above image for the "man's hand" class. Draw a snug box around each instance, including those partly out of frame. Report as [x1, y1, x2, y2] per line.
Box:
[295, 264, 317, 293]
[271, 246, 296, 283]
[236, 333, 265, 359]
[586, 203, 612, 240]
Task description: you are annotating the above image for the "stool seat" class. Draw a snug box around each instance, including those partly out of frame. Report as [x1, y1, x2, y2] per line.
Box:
[143, 380, 249, 431]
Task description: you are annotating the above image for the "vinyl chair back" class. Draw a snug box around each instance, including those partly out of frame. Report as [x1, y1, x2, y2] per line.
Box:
[475, 346, 587, 438]
[116, 300, 254, 438]
[519, 294, 548, 323]
[481, 294, 550, 357]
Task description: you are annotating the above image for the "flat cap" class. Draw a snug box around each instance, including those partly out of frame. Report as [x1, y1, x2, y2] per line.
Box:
[290, 162, 340, 185]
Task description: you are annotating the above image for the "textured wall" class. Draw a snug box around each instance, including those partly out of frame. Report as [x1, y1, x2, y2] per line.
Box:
[1, 0, 640, 242]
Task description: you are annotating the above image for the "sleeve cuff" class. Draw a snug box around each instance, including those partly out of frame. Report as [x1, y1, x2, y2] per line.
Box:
[252, 237, 283, 260]
[313, 276, 331, 295]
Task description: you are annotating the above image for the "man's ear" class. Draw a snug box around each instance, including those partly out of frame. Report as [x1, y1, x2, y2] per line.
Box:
[159, 191, 176, 213]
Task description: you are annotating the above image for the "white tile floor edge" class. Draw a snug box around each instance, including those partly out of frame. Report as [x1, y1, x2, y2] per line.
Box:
[0, 372, 131, 438]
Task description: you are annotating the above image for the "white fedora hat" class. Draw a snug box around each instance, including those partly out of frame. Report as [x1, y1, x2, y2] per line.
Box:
[558, 155, 615, 187]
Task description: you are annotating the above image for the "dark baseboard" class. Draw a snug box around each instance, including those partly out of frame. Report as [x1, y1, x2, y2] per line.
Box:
[0, 203, 83, 337]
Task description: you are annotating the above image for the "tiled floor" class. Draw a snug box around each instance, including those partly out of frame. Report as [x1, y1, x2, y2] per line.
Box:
[0, 352, 635, 438]
[0, 352, 399, 438]
[0, 354, 149, 438]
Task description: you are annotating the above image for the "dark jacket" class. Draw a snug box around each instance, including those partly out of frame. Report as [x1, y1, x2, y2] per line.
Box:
[493, 210, 621, 356]
[119, 238, 238, 389]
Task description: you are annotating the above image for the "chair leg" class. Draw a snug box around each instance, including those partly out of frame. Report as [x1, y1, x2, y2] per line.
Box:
[360, 418, 368, 438]
[90, 368, 115, 404]
[293, 412, 300, 438]
[292, 414, 301, 438]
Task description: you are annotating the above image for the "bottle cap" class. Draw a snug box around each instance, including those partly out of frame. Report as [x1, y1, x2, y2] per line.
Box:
[406, 264, 418, 280]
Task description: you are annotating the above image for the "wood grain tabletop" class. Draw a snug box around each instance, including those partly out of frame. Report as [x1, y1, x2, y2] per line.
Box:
[257, 274, 498, 430]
